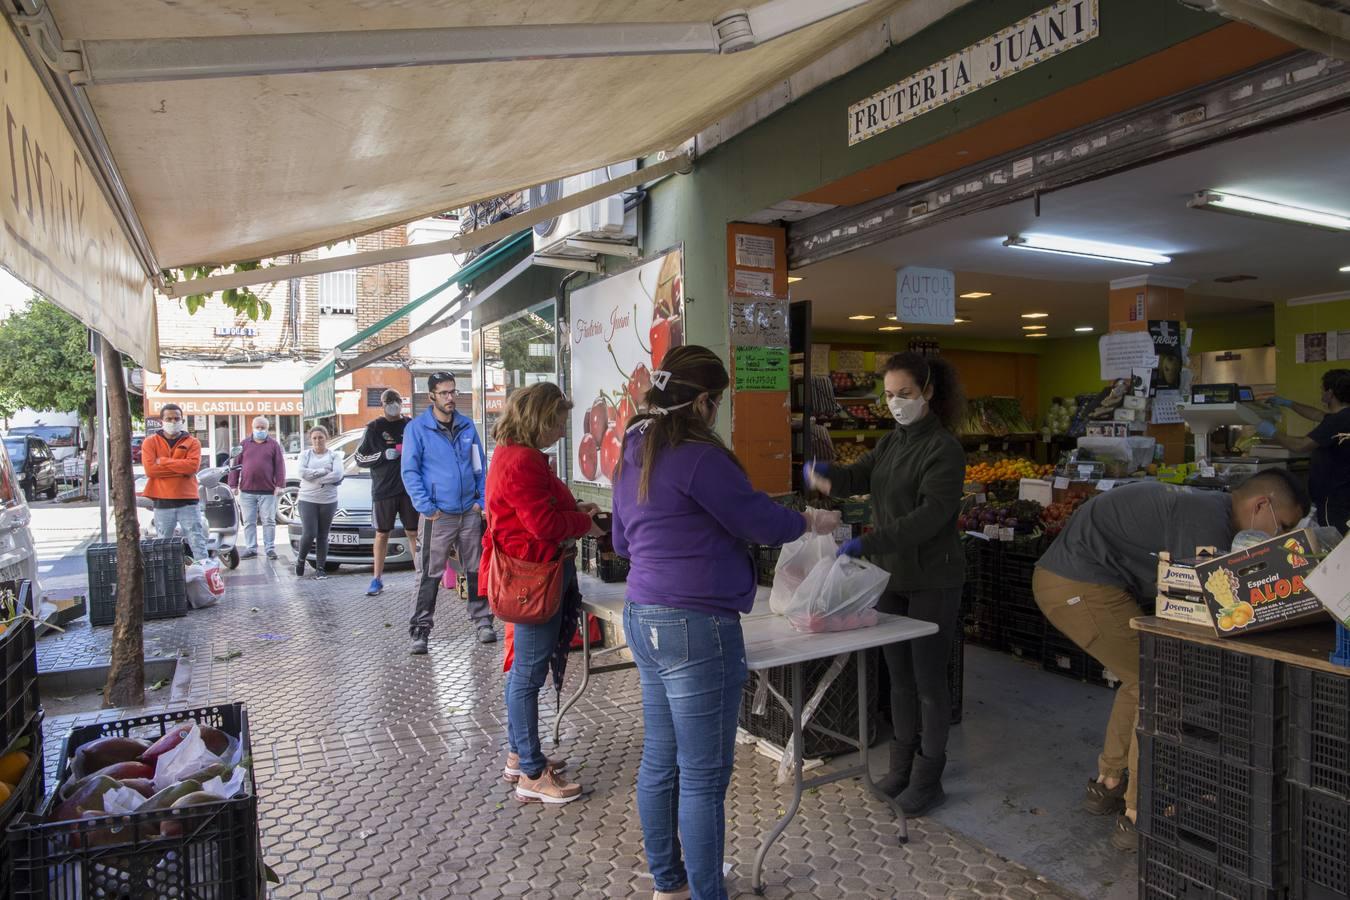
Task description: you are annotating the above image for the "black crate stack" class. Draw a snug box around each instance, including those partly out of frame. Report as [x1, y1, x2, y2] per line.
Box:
[0, 581, 44, 890]
[86, 538, 189, 626]
[1137, 631, 1350, 899]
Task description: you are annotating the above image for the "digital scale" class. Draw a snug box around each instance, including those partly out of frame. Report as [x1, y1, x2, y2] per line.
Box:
[1175, 382, 1282, 468]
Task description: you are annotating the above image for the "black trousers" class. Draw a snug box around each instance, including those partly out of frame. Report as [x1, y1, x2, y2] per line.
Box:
[298, 501, 336, 569]
[877, 587, 963, 760]
[1319, 488, 1350, 535]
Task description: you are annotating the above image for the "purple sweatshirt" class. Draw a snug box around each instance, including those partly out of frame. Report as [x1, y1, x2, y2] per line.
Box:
[612, 433, 806, 616]
[227, 437, 286, 494]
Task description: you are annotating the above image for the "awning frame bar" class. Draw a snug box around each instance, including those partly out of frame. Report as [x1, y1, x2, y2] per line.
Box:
[163, 148, 693, 298]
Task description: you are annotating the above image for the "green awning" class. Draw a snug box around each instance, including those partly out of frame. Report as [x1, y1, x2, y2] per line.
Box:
[302, 229, 530, 419]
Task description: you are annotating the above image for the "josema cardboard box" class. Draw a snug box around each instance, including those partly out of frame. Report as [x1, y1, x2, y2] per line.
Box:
[1195, 528, 1327, 637]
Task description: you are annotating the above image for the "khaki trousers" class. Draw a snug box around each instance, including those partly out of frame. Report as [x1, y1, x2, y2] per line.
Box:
[1032, 567, 1141, 812]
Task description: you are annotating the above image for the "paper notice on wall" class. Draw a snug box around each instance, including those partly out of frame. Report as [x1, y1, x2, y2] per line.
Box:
[729, 298, 789, 347]
[1152, 389, 1183, 425]
[734, 233, 777, 269]
[1295, 332, 1332, 364]
[734, 347, 789, 391]
[811, 343, 830, 376]
[835, 350, 866, 372]
[733, 269, 775, 297]
[1100, 331, 1159, 380]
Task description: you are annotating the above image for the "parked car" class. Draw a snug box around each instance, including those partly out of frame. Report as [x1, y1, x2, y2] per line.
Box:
[6, 421, 81, 464]
[130, 433, 146, 464]
[286, 457, 414, 571]
[276, 428, 365, 524]
[2, 435, 58, 501]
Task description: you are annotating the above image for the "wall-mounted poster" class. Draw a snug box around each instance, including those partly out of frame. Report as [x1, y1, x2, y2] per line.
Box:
[1149, 319, 1184, 393]
[570, 247, 684, 486]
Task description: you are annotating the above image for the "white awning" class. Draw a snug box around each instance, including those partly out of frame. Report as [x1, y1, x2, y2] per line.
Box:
[36, 0, 905, 269]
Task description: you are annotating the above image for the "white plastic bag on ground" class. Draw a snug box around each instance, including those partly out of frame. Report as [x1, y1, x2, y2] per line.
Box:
[782, 555, 889, 633]
[185, 559, 225, 609]
[769, 532, 836, 614]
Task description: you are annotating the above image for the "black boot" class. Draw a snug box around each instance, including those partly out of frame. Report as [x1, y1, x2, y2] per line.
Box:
[898, 753, 946, 816]
[875, 741, 918, 797]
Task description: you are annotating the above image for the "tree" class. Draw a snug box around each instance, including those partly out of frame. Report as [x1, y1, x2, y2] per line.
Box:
[101, 341, 144, 707]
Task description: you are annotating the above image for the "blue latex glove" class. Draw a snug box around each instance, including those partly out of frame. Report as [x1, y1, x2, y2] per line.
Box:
[837, 537, 864, 558]
[1255, 420, 1277, 439]
[1268, 396, 1293, 408]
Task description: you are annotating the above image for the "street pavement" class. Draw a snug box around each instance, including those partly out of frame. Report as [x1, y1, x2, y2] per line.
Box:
[29, 506, 1096, 899]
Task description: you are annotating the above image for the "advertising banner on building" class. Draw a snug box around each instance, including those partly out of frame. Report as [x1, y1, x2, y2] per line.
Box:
[569, 247, 683, 486]
[0, 23, 158, 369]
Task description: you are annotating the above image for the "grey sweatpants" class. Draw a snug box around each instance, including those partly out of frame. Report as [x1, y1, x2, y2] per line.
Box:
[410, 511, 490, 636]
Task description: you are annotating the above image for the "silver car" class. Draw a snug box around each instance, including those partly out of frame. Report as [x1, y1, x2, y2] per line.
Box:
[276, 428, 366, 524]
[285, 467, 415, 572]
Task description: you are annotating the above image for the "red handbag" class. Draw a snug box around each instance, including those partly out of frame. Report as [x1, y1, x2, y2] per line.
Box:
[485, 526, 565, 625]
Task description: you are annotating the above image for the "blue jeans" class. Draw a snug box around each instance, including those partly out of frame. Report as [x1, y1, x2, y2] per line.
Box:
[152, 503, 208, 561]
[505, 559, 576, 776]
[624, 602, 747, 900]
[238, 491, 277, 553]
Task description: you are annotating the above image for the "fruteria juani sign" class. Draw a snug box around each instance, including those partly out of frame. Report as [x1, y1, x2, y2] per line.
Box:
[847, 0, 1099, 146]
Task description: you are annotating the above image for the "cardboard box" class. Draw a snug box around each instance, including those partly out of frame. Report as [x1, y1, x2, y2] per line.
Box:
[1306, 536, 1350, 627]
[1195, 528, 1327, 637]
[1156, 590, 1215, 628]
[1123, 394, 1147, 410]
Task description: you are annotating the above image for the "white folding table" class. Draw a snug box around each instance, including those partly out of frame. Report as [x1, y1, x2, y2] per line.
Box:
[557, 574, 939, 894]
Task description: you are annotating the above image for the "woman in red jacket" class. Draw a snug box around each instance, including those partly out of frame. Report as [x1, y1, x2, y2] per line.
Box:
[484, 382, 604, 805]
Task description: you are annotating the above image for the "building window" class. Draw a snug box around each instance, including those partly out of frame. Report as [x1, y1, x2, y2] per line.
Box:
[366, 387, 386, 407]
[459, 317, 472, 355]
[319, 270, 357, 314]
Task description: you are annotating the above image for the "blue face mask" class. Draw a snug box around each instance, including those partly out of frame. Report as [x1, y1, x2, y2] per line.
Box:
[253, 430, 267, 441]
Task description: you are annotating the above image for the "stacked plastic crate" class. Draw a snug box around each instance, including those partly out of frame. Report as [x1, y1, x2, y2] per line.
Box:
[1288, 662, 1350, 899]
[0, 581, 43, 888]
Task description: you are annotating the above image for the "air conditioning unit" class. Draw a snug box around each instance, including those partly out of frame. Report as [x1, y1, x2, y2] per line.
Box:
[530, 160, 639, 270]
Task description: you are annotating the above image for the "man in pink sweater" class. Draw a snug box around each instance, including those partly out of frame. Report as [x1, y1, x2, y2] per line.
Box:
[228, 415, 287, 559]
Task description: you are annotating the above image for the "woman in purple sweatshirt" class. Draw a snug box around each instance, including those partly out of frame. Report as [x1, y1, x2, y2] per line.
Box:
[612, 346, 839, 900]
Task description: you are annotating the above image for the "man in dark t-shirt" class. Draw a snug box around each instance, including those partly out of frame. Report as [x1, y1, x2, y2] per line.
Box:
[1268, 369, 1350, 533]
[354, 389, 419, 595]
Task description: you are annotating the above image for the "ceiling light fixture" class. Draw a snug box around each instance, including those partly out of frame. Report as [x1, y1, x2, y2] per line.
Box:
[1341, 265, 1350, 273]
[878, 325, 903, 332]
[1188, 190, 1350, 232]
[886, 313, 898, 320]
[1020, 312, 1049, 319]
[1074, 326, 1095, 332]
[1022, 325, 1046, 331]
[848, 314, 875, 321]
[1003, 233, 1172, 266]
[788, 275, 804, 283]
[959, 291, 991, 299]
[1026, 333, 1048, 339]
[953, 318, 969, 324]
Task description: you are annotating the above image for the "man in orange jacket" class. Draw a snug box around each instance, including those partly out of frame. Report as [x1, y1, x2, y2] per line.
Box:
[140, 403, 208, 560]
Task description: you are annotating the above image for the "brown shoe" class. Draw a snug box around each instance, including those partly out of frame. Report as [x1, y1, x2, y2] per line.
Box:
[515, 767, 582, 805]
[503, 751, 567, 783]
[1084, 776, 1127, 816]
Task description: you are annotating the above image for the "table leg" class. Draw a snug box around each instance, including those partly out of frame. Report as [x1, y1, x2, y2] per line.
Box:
[552, 612, 592, 745]
[857, 649, 908, 844]
[752, 661, 805, 895]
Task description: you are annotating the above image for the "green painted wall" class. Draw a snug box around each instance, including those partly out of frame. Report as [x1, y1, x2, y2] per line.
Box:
[1274, 297, 1350, 419]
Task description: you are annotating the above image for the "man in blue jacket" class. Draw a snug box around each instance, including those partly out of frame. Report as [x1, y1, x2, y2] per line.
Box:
[401, 372, 492, 653]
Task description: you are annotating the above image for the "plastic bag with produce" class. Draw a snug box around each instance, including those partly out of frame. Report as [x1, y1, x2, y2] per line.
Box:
[781, 555, 888, 633]
[769, 532, 837, 614]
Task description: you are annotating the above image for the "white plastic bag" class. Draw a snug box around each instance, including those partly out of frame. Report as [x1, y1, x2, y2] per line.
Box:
[782, 555, 889, 634]
[769, 532, 837, 614]
[185, 559, 226, 609]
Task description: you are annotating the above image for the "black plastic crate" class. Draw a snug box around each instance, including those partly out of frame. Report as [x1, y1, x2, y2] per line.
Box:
[578, 536, 597, 576]
[8, 703, 261, 900]
[1290, 783, 1350, 900]
[0, 581, 39, 754]
[0, 712, 45, 890]
[1000, 607, 1045, 660]
[997, 541, 1041, 611]
[87, 539, 190, 626]
[1139, 633, 1284, 770]
[963, 599, 1003, 650]
[597, 554, 630, 584]
[740, 651, 877, 759]
[1139, 834, 1280, 900]
[753, 544, 781, 588]
[949, 634, 964, 726]
[1289, 666, 1350, 802]
[1136, 732, 1287, 888]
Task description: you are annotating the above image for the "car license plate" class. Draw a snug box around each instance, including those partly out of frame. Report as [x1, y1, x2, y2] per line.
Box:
[330, 531, 361, 546]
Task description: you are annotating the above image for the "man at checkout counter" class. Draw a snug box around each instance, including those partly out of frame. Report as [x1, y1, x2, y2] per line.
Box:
[1031, 472, 1310, 852]
[1265, 369, 1350, 534]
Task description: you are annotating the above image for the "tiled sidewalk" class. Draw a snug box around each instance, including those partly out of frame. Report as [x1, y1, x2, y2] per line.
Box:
[37, 559, 1079, 899]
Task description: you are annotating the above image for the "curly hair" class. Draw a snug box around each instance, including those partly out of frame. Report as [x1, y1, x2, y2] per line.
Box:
[881, 352, 967, 431]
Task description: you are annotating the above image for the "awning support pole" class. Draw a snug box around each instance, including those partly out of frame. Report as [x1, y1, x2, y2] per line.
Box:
[163, 149, 692, 298]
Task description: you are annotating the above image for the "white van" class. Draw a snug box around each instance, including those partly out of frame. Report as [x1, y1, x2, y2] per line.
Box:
[6, 410, 83, 463]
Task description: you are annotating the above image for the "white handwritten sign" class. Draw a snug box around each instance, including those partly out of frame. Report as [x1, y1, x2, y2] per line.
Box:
[848, 0, 1099, 145]
[729, 298, 788, 348]
[896, 266, 955, 325]
[1099, 331, 1158, 380]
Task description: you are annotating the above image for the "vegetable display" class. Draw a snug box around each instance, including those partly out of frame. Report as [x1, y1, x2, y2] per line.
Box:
[960, 397, 1035, 436]
[965, 458, 1054, 484]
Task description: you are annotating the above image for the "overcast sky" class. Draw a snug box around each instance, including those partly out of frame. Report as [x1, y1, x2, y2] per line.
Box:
[0, 268, 36, 318]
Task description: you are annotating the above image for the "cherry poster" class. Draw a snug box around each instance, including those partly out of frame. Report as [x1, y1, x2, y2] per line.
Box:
[569, 247, 684, 486]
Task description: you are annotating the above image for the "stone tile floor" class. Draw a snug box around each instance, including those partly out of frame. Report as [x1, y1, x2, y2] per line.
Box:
[37, 557, 1082, 899]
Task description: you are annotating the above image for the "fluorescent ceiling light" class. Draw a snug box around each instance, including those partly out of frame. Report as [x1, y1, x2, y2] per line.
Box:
[1189, 190, 1350, 232]
[1025, 333, 1047, 339]
[848, 314, 875, 320]
[886, 313, 897, 320]
[1340, 264, 1350, 273]
[1075, 326, 1095, 332]
[1022, 325, 1046, 330]
[954, 318, 969, 324]
[1003, 234, 1172, 266]
[878, 325, 903, 332]
[959, 291, 991, 299]
[1020, 312, 1049, 319]
[788, 275, 803, 283]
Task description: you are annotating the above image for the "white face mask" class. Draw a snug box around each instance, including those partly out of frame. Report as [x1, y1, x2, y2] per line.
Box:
[384, 402, 401, 418]
[887, 395, 927, 426]
[162, 420, 181, 436]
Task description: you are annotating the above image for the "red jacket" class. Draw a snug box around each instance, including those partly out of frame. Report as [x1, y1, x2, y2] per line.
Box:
[140, 432, 202, 501]
[481, 443, 591, 594]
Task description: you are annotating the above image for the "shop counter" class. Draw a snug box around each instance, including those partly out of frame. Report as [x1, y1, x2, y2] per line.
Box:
[1131, 616, 1350, 899]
